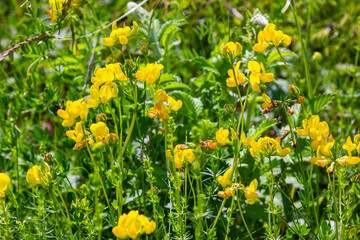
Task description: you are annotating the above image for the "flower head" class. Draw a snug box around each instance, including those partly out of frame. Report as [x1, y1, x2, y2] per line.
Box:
[250, 136, 290, 158]
[216, 128, 230, 146]
[226, 61, 246, 87]
[26, 163, 52, 188]
[102, 21, 139, 47]
[136, 62, 164, 84]
[112, 210, 156, 239]
[220, 41, 243, 63]
[172, 144, 195, 169]
[253, 23, 292, 52]
[248, 61, 274, 92]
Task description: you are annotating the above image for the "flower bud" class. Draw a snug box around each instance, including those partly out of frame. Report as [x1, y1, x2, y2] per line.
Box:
[107, 133, 119, 146]
[288, 84, 301, 98]
[44, 153, 52, 162]
[96, 113, 107, 123]
[312, 52, 322, 62]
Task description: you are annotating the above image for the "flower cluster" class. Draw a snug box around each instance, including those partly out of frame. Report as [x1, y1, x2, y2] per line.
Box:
[169, 144, 195, 169]
[136, 62, 164, 84]
[58, 63, 123, 150]
[218, 178, 259, 205]
[253, 23, 291, 52]
[26, 163, 52, 188]
[86, 64, 127, 108]
[102, 21, 139, 46]
[112, 210, 156, 239]
[0, 173, 10, 198]
[147, 89, 182, 120]
[250, 136, 290, 158]
[216, 128, 252, 147]
[220, 41, 242, 63]
[336, 136, 360, 167]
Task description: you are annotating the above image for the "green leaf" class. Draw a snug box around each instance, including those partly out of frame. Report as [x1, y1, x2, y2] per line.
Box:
[163, 82, 190, 92]
[192, 57, 220, 75]
[171, 91, 203, 120]
[159, 73, 180, 84]
[249, 118, 277, 139]
[311, 94, 334, 113]
[159, 19, 186, 47]
[267, 49, 298, 64]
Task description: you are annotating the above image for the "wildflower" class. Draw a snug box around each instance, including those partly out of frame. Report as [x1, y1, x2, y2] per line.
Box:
[85, 85, 101, 109]
[217, 168, 233, 188]
[335, 136, 360, 167]
[172, 144, 195, 169]
[296, 115, 330, 150]
[0, 173, 10, 198]
[343, 136, 357, 156]
[106, 63, 127, 82]
[168, 97, 182, 111]
[200, 140, 218, 150]
[327, 163, 334, 173]
[248, 61, 274, 92]
[136, 62, 164, 84]
[207, 140, 219, 149]
[66, 122, 84, 143]
[216, 128, 230, 146]
[240, 131, 253, 148]
[91, 66, 115, 87]
[261, 93, 272, 109]
[90, 122, 110, 143]
[102, 21, 139, 47]
[253, 23, 291, 52]
[46, 0, 64, 22]
[244, 179, 259, 205]
[26, 163, 52, 188]
[226, 61, 246, 87]
[57, 98, 88, 127]
[99, 81, 118, 104]
[112, 210, 156, 239]
[220, 41, 243, 63]
[250, 136, 290, 158]
[147, 90, 182, 120]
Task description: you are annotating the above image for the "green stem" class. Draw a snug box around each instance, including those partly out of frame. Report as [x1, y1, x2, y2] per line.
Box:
[236, 194, 254, 240]
[208, 198, 227, 237]
[276, 46, 297, 86]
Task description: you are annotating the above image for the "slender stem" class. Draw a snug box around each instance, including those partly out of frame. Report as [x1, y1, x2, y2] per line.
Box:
[276, 47, 297, 86]
[209, 198, 227, 236]
[236, 194, 254, 240]
[50, 188, 74, 240]
[85, 141, 116, 225]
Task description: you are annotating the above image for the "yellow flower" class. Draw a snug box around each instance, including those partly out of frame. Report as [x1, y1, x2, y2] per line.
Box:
[261, 93, 272, 109]
[250, 136, 290, 158]
[216, 128, 230, 146]
[310, 156, 329, 168]
[90, 122, 110, 143]
[57, 98, 88, 127]
[85, 85, 101, 109]
[66, 122, 84, 143]
[168, 96, 182, 112]
[26, 163, 52, 188]
[112, 210, 156, 239]
[99, 81, 118, 104]
[106, 63, 127, 82]
[173, 144, 195, 169]
[230, 128, 239, 142]
[46, 0, 64, 22]
[220, 41, 243, 62]
[91, 66, 114, 87]
[253, 23, 291, 52]
[102, 21, 139, 47]
[217, 168, 233, 188]
[226, 61, 246, 87]
[240, 131, 253, 148]
[0, 173, 10, 198]
[154, 89, 168, 103]
[343, 136, 357, 156]
[248, 61, 274, 92]
[136, 62, 164, 84]
[244, 179, 259, 205]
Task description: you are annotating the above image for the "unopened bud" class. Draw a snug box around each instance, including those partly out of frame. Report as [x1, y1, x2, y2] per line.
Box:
[312, 52, 322, 62]
[287, 106, 294, 115]
[107, 133, 118, 146]
[289, 84, 301, 98]
[96, 113, 107, 122]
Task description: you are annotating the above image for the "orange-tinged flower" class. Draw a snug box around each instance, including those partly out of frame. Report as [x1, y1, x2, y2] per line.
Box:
[207, 140, 219, 149]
